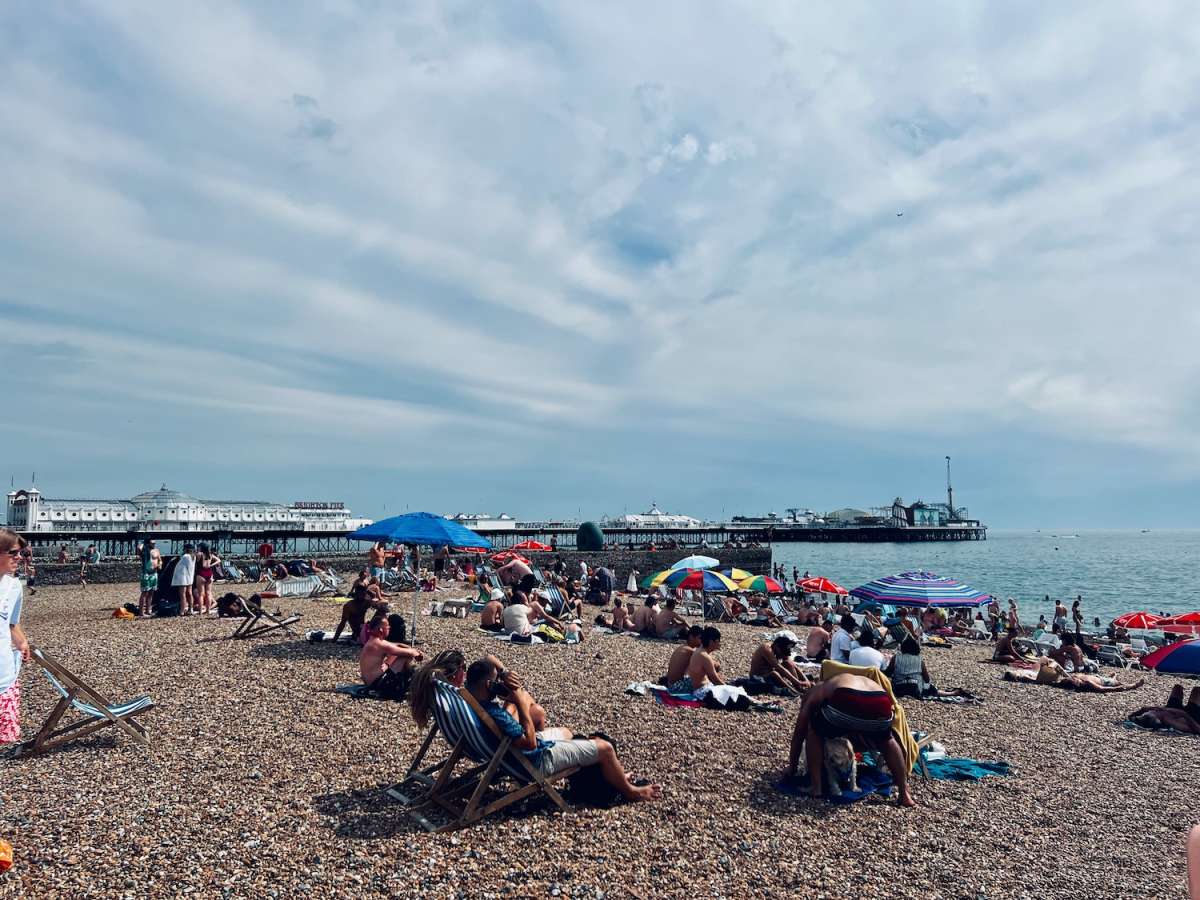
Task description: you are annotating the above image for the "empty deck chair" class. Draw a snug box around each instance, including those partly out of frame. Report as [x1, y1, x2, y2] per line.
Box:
[387, 680, 578, 831]
[1096, 644, 1133, 669]
[268, 574, 326, 599]
[13, 649, 154, 757]
[230, 597, 302, 639]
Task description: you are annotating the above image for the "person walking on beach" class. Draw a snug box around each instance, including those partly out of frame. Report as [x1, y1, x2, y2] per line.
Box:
[138, 539, 161, 616]
[172, 544, 196, 615]
[1007, 598, 1021, 633]
[368, 542, 386, 581]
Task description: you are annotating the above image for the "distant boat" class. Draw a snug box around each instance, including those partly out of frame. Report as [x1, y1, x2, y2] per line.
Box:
[1141, 529, 1151, 533]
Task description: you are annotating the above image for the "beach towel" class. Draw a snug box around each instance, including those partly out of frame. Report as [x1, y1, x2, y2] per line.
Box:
[486, 632, 545, 644]
[776, 765, 894, 805]
[335, 683, 375, 699]
[820, 660, 919, 774]
[919, 757, 1011, 781]
[652, 691, 704, 709]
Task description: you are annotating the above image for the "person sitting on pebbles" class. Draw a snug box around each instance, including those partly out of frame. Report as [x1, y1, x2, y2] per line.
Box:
[654, 597, 689, 639]
[359, 614, 423, 700]
[662, 625, 703, 686]
[464, 656, 661, 803]
[672, 626, 724, 694]
[632, 596, 659, 635]
[785, 671, 915, 807]
[480, 588, 506, 633]
[992, 626, 1033, 664]
[333, 570, 389, 643]
[805, 621, 832, 661]
[749, 633, 810, 695]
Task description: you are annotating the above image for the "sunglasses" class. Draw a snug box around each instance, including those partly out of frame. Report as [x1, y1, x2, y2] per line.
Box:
[2, 550, 20, 558]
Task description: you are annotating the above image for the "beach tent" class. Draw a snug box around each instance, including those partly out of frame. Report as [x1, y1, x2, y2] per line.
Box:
[670, 555, 719, 571]
[1140, 639, 1200, 676]
[850, 571, 990, 609]
[347, 512, 491, 549]
[1113, 611, 1162, 629]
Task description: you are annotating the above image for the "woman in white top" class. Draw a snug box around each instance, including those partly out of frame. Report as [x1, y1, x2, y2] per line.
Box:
[829, 615, 859, 663]
[0, 530, 32, 745]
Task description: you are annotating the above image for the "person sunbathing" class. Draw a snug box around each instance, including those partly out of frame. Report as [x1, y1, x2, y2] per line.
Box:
[1127, 685, 1200, 734]
[1003, 659, 1144, 693]
[480, 589, 506, 632]
[611, 598, 635, 632]
[992, 627, 1032, 664]
[359, 616, 423, 700]
[805, 622, 831, 661]
[654, 597, 689, 639]
[333, 570, 390, 642]
[465, 657, 660, 802]
[663, 626, 703, 685]
[672, 626, 723, 694]
[785, 672, 914, 807]
[749, 634, 810, 695]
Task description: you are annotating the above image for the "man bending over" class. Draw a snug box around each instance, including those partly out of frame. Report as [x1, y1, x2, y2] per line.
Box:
[359, 616, 423, 700]
[785, 672, 915, 807]
[466, 657, 660, 802]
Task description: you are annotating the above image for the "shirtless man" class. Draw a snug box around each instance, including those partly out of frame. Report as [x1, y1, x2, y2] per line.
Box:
[654, 597, 688, 639]
[785, 672, 914, 807]
[673, 626, 723, 694]
[497, 557, 536, 595]
[368, 542, 387, 580]
[333, 569, 389, 642]
[611, 598, 635, 632]
[1128, 685, 1200, 734]
[480, 589, 506, 632]
[633, 597, 659, 635]
[359, 616, 423, 699]
[805, 622, 831, 661]
[1048, 632, 1086, 670]
[992, 627, 1031, 664]
[750, 635, 810, 695]
[664, 626, 703, 685]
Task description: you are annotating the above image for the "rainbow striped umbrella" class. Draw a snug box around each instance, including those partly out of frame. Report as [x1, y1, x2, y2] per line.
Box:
[663, 568, 740, 592]
[850, 571, 990, 609]
[718, 568, 754, 582]
[738, 575, 784, 593]
[639, 569, 675, 589]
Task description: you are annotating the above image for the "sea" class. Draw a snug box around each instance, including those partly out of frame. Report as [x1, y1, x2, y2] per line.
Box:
[772, 529, 1200, 625]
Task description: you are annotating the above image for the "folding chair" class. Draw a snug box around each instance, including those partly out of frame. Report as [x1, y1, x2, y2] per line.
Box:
[268, 574, 325, 599]
[13, 649, 154, 757]
[230, 597, 302, 639]
[1096, 644, 1133, 669]
[387, 681, 578, 832]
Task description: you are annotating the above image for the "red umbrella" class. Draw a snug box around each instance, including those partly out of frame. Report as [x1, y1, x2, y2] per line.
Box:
[1113, 611, 1162, 629]
[799, 576, 849, 596]
[454, 546, 488, 554]
[490, 551, 530, 565]
[510, 540, 553, 552]
[1157, 612, 1200, 635]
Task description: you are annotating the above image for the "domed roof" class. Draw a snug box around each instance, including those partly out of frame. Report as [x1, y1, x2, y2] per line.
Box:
[131, 484, 200, 505]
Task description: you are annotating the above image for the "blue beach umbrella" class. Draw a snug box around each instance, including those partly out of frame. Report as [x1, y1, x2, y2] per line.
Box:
[347, 512, 492, 549]
[1140, 639, 1200, 676]
[670, 554, 720, 570]
[850, 571, 990, 609]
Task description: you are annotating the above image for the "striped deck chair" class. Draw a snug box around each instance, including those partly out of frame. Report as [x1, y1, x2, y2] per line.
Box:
[230, 596, 301, 639]
[13, 649, 153, 757]
[387, 681, 577, 831]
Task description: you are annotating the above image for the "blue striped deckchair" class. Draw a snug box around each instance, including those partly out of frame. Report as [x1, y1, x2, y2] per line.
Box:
[388, 680, 577, 831]
[14, 649, 154, 757]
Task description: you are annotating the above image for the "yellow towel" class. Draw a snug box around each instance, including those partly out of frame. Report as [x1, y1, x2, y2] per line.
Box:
[819, 659, 919, 773]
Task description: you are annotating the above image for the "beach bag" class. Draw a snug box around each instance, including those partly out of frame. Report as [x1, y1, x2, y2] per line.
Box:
[153, 594, 180, 618]
[122, 603, 142, 617]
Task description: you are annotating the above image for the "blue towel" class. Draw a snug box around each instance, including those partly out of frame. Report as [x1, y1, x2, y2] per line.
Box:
[776, 765, 894, 804]
[921, 756, 1011, 781]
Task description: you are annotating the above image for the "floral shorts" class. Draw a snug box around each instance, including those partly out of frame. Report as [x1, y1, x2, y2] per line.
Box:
[0, 679, 21, 744]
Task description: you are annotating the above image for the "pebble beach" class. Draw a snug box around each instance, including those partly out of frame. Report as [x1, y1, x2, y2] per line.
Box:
[2, 581, 1196, 899]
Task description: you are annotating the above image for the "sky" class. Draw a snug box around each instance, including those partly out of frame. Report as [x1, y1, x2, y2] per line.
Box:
[3, 2, 1200, 528]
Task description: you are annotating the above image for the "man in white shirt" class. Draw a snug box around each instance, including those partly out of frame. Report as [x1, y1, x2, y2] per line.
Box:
[848, 629, 885, 669]
[830, 614, 859, 663]
[171, 544, 196, 616]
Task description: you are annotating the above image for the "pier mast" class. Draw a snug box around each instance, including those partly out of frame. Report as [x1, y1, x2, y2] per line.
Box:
[945, 455, 954, 518]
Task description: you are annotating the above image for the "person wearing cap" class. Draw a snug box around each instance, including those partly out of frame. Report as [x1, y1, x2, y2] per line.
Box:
[480, 587, 507, 632]
[749, 633, 810, 695]
[830, 614, 859, 663]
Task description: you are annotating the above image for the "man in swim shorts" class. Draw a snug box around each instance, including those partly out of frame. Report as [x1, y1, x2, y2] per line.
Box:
[359, 616, 423, 700]
[663, 625, 703, 687]
[785, 672, 914, 807]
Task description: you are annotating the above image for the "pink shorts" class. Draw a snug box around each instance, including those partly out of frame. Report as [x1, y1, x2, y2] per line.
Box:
[0, 679, 21, 744]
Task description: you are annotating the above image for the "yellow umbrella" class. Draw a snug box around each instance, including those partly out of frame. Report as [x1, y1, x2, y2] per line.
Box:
[720, 568, 754, 582]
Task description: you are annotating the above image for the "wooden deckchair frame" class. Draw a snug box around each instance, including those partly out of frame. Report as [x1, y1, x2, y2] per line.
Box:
[14, 648, 153, 757]
[230, 597, 302, 639]
[388, 686, 578, 832]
